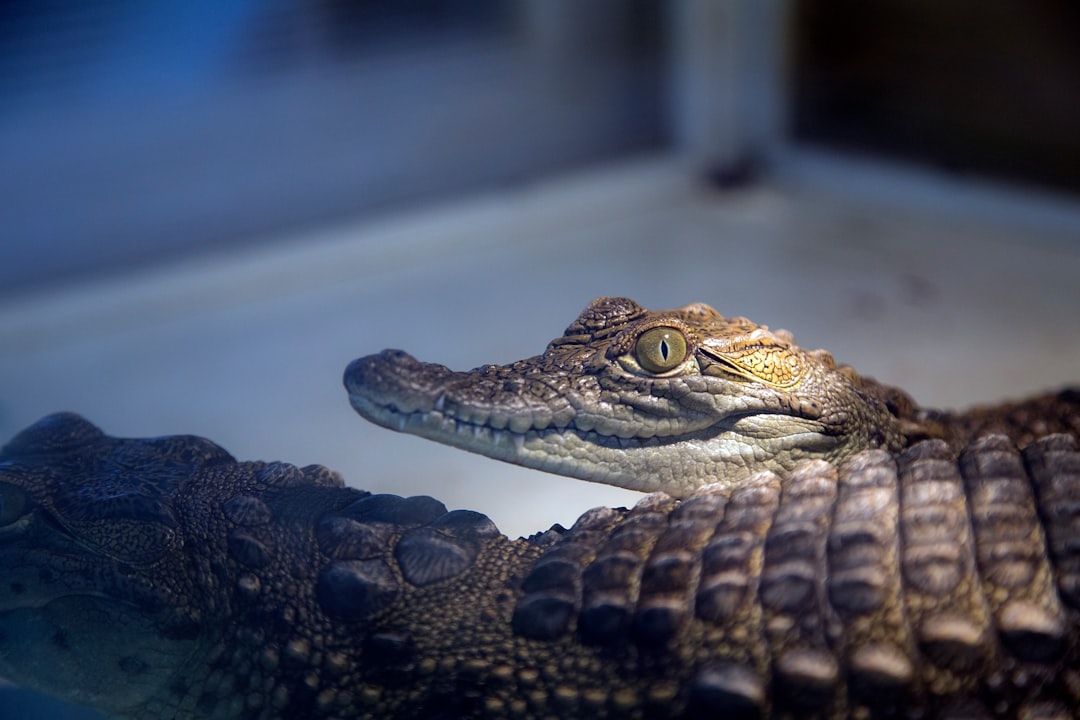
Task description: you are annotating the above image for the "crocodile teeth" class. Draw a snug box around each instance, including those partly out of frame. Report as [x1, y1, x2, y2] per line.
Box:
[508, 415, 533, 434]
[513, 434, 525, 453]
[397, 415, 408, 433]
[433, 393, 446, 412]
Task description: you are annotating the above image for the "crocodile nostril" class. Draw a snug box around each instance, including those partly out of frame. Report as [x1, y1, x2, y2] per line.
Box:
[379, 349, 424, 369]
[344, 350, 424, 394]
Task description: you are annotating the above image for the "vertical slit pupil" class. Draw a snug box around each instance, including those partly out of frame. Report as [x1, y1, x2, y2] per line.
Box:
[659, 339, 670, 360]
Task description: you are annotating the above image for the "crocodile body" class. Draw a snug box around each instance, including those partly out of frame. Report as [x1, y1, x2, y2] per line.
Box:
[2, 297, 1079, 718]
[2, 418, 1080, 719]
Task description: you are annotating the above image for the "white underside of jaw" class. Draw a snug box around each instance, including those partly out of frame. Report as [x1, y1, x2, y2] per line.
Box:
[352, 391, 836, 497]
[516, 425, 836, 497]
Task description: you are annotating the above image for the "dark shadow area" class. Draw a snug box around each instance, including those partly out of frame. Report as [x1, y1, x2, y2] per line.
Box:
[794, 1, 1080, 193]
[0, 684, 103, 720]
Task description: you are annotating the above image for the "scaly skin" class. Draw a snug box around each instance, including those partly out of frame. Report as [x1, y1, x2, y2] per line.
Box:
[2, 414, 1080, 718]
[3, 298, 1079, 718]
[345, 296, 1080, 496]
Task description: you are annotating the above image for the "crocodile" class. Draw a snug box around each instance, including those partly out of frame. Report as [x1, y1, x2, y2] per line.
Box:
[345, 296, 1080, 496]
[1, 297, 1079, 719]
[2, 413, 1080, 719]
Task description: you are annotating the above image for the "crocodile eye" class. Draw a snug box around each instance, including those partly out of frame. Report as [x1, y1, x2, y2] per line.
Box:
[635, 326, 688, 373]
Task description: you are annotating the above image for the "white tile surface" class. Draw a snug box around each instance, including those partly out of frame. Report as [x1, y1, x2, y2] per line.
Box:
[2, 156, 1079, 538]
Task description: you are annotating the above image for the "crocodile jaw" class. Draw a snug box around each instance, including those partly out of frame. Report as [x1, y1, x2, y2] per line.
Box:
[345, 350, 846, 497]
[349, 387, 835, 496]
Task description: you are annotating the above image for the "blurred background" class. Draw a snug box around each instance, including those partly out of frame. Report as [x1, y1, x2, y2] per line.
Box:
[1, 2, 1079, 717]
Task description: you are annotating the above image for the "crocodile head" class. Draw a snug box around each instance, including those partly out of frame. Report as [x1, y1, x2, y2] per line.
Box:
[0, 413, 225, 716]
[345, 296, 909, 496]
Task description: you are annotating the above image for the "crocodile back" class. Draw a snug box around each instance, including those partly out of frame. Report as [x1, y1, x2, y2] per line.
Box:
[510, 434, 1080, 718]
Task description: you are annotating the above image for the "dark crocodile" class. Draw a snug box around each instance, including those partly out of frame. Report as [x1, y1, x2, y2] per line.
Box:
[2, 414, 1080, 719]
